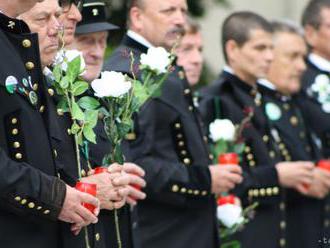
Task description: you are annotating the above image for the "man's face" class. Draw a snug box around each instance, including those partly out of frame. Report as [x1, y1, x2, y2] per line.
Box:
[229, 29, 274, 84]
[19, 0, 61, 67]
[58, 3, 82, 46]
[17, 0, 44, 16]
[135, 0, 188, 50]
[305, 7, 330, 61]
[267, 32, 307, 95]
[70, 31, 108, 82]
[176, 31, 203, 86]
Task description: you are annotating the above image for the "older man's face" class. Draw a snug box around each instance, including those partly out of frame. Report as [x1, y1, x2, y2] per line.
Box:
[69, 31, 108, 82]
[17, 0, 45, 16]
[19, 0, 61, 67]
[134, 0, 188, 50]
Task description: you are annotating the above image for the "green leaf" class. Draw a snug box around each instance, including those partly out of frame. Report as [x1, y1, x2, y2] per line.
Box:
[78, 96, 100, 110]
[53, 64, 62, 82]
[133, 80, 149, 106]
[85, 109, 98, 128]
[72, 81, 89, 96]
[214, 139, 228, 155]
[60, 76, 70, 89]
[113, 145, 124, 164]
[117, 120, 133, 139]
[57, 98, 69, 113]
[72, 101, 85, 121]
[83, 125, 96, 144]
[70, 122, 81, 135]
[76, 132, 83, 146]
[67, 56, 81, 83]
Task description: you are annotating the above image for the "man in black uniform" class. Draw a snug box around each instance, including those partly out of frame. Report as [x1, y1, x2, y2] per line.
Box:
[199, 12, 315, 248]
[257, 20, 329, 248]
[103, 0, 243, 248]
[0, 0, 100, 247]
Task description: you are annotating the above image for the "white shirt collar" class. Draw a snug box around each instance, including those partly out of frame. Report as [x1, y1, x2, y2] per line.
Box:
[257, 78, 277, 90]
[127, 30, 154, 49]
[308, 53, 330, 72]
[223, 65, 234, 75]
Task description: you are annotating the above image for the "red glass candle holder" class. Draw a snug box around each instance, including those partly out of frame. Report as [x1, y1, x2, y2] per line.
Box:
[317, 159, 330, 172]
[94, 166, 108, 174]
[217, 194, 235, 206]
[218, 153, 239, 165]
[75, 182, 97, 213]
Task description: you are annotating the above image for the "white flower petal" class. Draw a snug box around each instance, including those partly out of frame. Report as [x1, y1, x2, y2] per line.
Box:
[140, 47, 171, 74]
[217, 204, 243, 228]
[209, 119, 236, 142]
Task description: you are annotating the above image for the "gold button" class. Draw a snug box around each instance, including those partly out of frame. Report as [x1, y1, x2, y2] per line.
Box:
[172, 185, 179, 192]
[279, 202, 286, 211]
[25, 62, 35, 70]
[203, 136, 208, 142]
[325, 205, 330, 212]
[188, 106, 193, 111]
[209, 154, 214, 160]
[285, 155, 291, 161]
[279, 143, 285, 150]
[290, 116, 298, 126]
[178, 141, 185, 147]
[263, 135, 269, 142]
[125, 132, 136, 140]
[201, 191, 208, 196]
[11, 118, 18, 124]
[21, 199, 27, 205]
[95, 233, 100, 241]
[57, 109, 64, 116]
[67, 129, 71, 135]
[188, 189, 193, 194]
[282, 149, 289, 156]
[53, 149, 58, 158]
[180, 187, 187, 193]
[14, 196, 21, 201]
[305, 146, 311, 152]
[13, 142, 20, 148]
[15, 153, 22, 160]
[181, 150, 187, 156]
[269, 151, 276, 158]
[183, 158, 191, 165]
[266, 188, 272, 196]
[279, 238, 286, 247]
[28, 202, 35, 209]
[43, 210, 50, 215]
[81, 169, 86, 177]
[193, 190, 200, 195]
[272, 187, 279, 195]
[249, 161, 256, 167]
[178, 71, 185, 79]
[37, 206, 42, 210]
[247, 154, 254, 160]
[260, 188, 266, 196]
[244, 146, 251, 153]
[283, 103, 290, 111]
[177, 133, 183, 139]
[39, 105, 45, 113]
[184, 89, 190, 95]
[22, 39, 31, 48]
[325, 220, 330, 228]
[253, 189, 259, 197]
[48, 88, 54, 96]
[248, 190, 253, 197]
[280, 221, 286, 230]
[33, 84, 38, 91]
[174, 123, 181, 129]
[299, 132, 305, 139]
[12, 128, 18, 135]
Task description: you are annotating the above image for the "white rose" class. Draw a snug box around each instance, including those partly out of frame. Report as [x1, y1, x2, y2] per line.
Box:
[322, 102, 330, 113]
[54, 49, 86, 74]
[209, 119, 236, 142]
[311, 74, 330, 93]
[217, 204, 244, 228]
[140, 47, 171, 74]
[91, 71, 132, 98]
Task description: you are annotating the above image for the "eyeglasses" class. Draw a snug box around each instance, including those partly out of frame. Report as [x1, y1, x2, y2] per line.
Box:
[60, 0, 83, 13]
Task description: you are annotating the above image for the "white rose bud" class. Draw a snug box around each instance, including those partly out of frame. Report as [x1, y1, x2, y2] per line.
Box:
[209, 119, 236, 142]
[91, 71, 132, 98]
[217, 204, 244, 228]
[140, 47, 171, 74]
[54, 49, 86, 74]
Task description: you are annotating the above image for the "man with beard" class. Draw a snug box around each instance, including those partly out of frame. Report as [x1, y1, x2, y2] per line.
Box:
[0, 0, 100, 247]
[103, 0, 243, 248]
[200, 12, 314, 248]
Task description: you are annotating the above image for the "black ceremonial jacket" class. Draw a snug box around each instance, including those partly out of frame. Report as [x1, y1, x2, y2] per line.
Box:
[103, 34, 219, 248]
[199, 70, 287, 248]
[0, 13, 66, 248]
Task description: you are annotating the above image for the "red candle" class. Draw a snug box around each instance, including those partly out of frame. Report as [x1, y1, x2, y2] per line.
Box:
[75, 182, 97, 213]
[217, 194, 236, 206]
[94, 166, 108, 174]
[317, 159, 330, 172]
[218, 153, 239, 165]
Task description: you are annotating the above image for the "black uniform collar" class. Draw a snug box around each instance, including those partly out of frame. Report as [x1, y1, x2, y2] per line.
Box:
[121, 34, 149, 54]
[306, 57, 329, 75]
[0, 12, 30, 34]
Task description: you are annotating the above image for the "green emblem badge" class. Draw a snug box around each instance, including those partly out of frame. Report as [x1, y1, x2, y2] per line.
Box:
[5, 76, 18, 94]
[28, 91, 38, 106]
[265, 102, 281, 121]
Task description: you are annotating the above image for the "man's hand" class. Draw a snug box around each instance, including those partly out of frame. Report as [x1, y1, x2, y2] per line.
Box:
[275, 161, 314, 190]
[209, 164, 243, 195]
[58, 185, 100, 235]
[305, 168, 330, 199]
